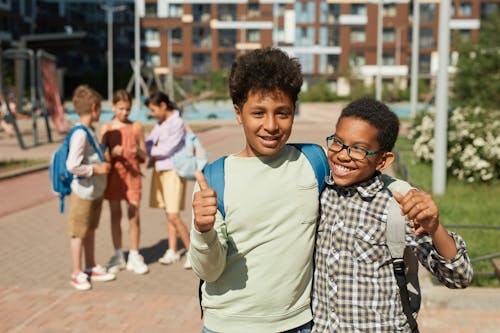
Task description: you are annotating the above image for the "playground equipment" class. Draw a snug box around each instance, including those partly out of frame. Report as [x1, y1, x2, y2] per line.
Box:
[0, 47, 67, 149]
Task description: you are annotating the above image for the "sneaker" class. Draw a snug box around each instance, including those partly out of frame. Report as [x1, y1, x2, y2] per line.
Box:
[183, 253, 192, 270]
[126, 253, 149, 274]
[70, 272, 91, 291]
[85, 264, 116, 282]
[158, 249, 180, 265]
[107, 253, 126, 275]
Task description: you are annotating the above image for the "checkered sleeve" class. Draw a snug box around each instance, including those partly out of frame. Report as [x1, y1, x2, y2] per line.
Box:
[408, 228, 473, 289]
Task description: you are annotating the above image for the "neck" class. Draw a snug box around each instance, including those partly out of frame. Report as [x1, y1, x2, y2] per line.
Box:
[79, 114, 92, 127]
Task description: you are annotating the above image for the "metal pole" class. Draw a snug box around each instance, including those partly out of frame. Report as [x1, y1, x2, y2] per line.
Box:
[410, 0, 420, 118]
[433, 0, 451, 195]
[167, 28, 174, 98]
[134, 0, 141, 111]
[107, 7, 113, 102]
[376, 0, 383, 100]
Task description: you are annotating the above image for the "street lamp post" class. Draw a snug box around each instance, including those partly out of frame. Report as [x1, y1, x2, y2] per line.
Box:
[100, 2, 126, 102]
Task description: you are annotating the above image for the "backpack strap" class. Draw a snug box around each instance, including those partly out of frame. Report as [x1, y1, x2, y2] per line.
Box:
[202, 155, 227, 218]
[289, 143, 329, 193]
[385, 184, 419, 333]
[73, 125, 105, 162]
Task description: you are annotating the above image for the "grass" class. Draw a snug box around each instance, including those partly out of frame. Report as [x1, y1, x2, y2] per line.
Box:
[395, 136, 500, 287]
[0, 159, 49, 174]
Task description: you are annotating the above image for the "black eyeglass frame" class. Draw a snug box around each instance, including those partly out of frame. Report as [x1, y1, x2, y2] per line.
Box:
[325, 134, 381, 161]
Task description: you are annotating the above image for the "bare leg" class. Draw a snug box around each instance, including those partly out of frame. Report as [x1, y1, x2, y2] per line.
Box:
[166, 213, 178, 252]
[70, 237, 83, 275]
[128, 202, 140, 250]
[167, 213, 190, 251]
[109, 200, 122, 250]
[83, 229, 96, 269]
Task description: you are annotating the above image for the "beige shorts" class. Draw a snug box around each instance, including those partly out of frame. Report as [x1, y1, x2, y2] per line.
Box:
[150, 169, 186, 213]
[68, 192, 103, 238]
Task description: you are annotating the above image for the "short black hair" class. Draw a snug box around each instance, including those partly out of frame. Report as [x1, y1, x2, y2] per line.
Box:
[229, 48, 303, 110]
[146, 91, 178, 110]
[339, 97, 400, 152]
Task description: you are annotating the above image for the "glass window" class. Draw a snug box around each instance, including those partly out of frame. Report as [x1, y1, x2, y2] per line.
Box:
[296, 1, 315, 23]
[218, 4, 236, 21]
[320, 3, 340, 23]
[193, 27, 212, 48]
[193, 4, 211, 22]
[297, 54, 314, 74]
[144, 52, 160, 67]
[172, 53, 183, 67]
[383, 4, 397, 17]
[420, 28, 434, 48]
[349, 53, 365, 67]
[218, 30, 236, 48]
[144, 28, 160, 45]
[193, 53, 211, 74]
[296, 27, 314, 46]
[480, 3, 499, 20]
[171, 28, 182, 43]
[383, 53, 395, 66]
[248, 3, 260, 18]
[421, 3, 435, 22]
[218, 53, 236, 71]
[459, 2, 473, 17]
[169, 4, 183, 18]
[350, 27, 366, 43]
[383, 28, 395, 42]
[319, 54, 339, 74]
[247, 29, 260, 43]
[351, 4, 366, 15]
[419, 53, 431, 73]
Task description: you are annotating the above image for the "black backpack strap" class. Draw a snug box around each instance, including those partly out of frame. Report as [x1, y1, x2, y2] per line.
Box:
[393, 259, 419, 332]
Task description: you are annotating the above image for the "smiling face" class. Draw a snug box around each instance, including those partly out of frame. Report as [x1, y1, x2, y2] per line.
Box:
[235, 89, 294, 157]
[328, 116, 394, 187]
[112, 100, 131, 123]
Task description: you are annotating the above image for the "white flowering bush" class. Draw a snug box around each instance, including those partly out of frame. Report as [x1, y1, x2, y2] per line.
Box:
[409, 106, 500, 183]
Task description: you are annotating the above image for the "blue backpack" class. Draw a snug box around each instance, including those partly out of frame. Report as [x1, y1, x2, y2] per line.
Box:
[49, 125, 104, 213]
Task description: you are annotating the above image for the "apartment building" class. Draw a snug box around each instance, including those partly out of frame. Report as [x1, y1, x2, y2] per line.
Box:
[140, 0, 499, 95]
[2, 0, 499, 96]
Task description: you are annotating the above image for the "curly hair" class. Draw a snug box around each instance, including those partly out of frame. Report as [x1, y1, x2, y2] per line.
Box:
[229, 48, 303, 109]
[339, 97, 400, 152]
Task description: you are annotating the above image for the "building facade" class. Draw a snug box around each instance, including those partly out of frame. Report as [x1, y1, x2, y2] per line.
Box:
[1, 0, 499, 97]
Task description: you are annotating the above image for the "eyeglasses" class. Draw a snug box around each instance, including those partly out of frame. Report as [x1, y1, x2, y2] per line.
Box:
[326, 135, 380, 161]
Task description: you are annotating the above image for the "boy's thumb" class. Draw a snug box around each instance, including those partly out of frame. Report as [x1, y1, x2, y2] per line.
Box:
[195, 170, 210, 190]
[392, 191, 403, 203]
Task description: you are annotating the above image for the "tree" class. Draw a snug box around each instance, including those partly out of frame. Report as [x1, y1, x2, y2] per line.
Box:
[452, 10, 500, 109]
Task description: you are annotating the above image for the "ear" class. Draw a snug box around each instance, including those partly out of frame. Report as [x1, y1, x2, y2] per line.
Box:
[234, 104, 242, 125]
[375, 152, 395, 172]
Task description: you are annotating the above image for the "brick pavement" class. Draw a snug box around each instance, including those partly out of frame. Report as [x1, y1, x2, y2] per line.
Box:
[0, 103, 499, 333]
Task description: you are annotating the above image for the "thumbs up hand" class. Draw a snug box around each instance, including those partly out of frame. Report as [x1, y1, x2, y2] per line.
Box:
[193, 171, 218, 233]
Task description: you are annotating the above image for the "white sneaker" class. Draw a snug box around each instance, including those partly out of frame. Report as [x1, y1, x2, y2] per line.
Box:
[158, 249, 180, 265]
[183, 253, 192, 270]
[127, 253, 149, 274]
[107, 253, 126, 274]
[70, 272, 91, 291]
[85, 264, 116, 282]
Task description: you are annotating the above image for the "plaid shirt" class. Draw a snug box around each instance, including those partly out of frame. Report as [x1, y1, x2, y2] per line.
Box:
[312, 174, 473, 333]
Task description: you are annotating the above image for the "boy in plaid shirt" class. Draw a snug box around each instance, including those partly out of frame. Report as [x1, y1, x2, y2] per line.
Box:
[312, 98, 472, 332]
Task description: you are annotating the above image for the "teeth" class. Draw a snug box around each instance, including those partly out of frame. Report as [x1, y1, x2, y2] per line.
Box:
[335, 163, 352, 172]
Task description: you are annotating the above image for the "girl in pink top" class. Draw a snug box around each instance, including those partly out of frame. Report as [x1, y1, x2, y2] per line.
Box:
[101, 90, 148, 275]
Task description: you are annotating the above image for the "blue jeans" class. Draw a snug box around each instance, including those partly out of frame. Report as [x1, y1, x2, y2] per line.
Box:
[202, 321, 312, 333]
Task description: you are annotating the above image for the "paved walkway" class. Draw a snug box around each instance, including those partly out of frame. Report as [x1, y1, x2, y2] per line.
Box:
[0, 103, 499, 332]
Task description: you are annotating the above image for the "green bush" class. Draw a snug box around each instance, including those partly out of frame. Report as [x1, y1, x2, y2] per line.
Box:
[409, 106, 500, 183]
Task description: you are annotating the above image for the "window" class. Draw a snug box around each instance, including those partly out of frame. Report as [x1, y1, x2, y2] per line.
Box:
[383, 28, 395, 42]
[193, 27, 212, 48]
[420, 28, 434, 48]
[321, 3, 340, 23]
[297, 54, 314, 74]
[218, 53, 236, 70]
[144, 52, 160, 67]
[193, 53, 211, 74]
[247, 29, 260, 43]
[383, 4, 397, 17]
[421, 3, 435, 22]
[383, 53, 395, 66]
[351, 4, 366, 15]
[319, 54, 339, 74]
[419, 53, 431, 73]
[350, 53, 365, 68]
[172, 53, 183, 67]
[145, 4, 156, 17]
[171, 28, 182, 43]
[296, 1, 315, 23]
[480, 3, 499, 20]
[458, 29, 471, 42]
[193, 4, 211, 22]
[218, 30, 236, 48]
[248, 3, 260, 18]
[218, 4, 236, 21]
[169, 4, 183, 18]
[350, 28, 366, 43]
[459, 2, 473, 17]
[144, 28, 160, 47]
